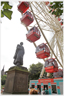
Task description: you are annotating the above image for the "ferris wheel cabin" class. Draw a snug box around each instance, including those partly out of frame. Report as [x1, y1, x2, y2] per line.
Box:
[17, 2, 29, 13]
[53, 69, 63, 78]
[26, 27, 41, 42]
[20, 11, 34, 26]
[35, 43, 50, 59]
[44, 58, 58, 73]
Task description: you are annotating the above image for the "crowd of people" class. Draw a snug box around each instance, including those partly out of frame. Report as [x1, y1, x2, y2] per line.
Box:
[29, 87, 49, 95]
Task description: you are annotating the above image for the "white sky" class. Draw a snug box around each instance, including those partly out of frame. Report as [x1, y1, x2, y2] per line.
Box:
[0, 0, 58, 71]
[0, 1, 64, 96]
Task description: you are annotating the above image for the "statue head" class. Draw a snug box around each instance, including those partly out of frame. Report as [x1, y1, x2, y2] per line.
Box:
[20, 42, 23, 46]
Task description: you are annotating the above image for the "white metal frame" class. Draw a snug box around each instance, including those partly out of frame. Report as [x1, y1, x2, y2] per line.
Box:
[20, 1, 63, 78]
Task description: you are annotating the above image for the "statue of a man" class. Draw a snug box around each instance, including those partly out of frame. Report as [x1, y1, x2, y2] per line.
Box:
[13, 42, 25, 66]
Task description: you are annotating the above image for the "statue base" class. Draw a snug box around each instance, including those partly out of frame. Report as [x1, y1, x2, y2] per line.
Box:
[4, 66, 29, 94]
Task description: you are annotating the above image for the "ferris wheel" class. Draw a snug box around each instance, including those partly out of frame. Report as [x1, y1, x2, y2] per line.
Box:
[17, 1, 63, 78]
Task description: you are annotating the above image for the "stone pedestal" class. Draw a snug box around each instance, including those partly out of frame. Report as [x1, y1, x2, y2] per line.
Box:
[4, 69, 29, 94]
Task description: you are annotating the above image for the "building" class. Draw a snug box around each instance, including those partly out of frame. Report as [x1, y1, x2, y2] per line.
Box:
[30, 77, 63, 94]
[1, 66, 6, 76]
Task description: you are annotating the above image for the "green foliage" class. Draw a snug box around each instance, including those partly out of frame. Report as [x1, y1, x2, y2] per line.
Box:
[43, 71, 53, 78]
[50, 73, 53, 78]
[1, 75, 7, 85]
[1, 85, 5, 89]
[1, 2, 13, 20]
[49, 2, 63, 17]
[2, 9, 13, 20]
[1, 10, 4, 17]
[28, 62, 43, 80]
[28, 62, 53, 82]
[8, 66, 29, 72]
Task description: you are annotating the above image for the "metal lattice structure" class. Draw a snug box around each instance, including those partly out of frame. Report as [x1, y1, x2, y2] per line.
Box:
[20, 1, 63, 78]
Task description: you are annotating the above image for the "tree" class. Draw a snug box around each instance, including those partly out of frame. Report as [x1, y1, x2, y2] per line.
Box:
[28, 62, 43, 80]
[28, 62, 53, 82]
[1, 75, 7, 85]
[1, 1, 13, 20]
[49, 2, 63, 17]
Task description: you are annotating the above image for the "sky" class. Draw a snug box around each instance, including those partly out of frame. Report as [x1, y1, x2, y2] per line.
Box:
[0, 0, 57, 72]
[0, 1, 64, 96]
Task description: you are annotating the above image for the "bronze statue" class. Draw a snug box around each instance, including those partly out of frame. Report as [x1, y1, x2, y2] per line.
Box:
[13, 42, 25, 66]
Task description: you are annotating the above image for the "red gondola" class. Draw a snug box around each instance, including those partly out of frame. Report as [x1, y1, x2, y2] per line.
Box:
[45, 1, 49, 5]
[35, 43, 50, 59]
[45, 58, 58, 73]
[53, 69, 63, 78]
[17, 2, 29, 13]
[26, 27, 41, 42]
[20, 11, 34, 26]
